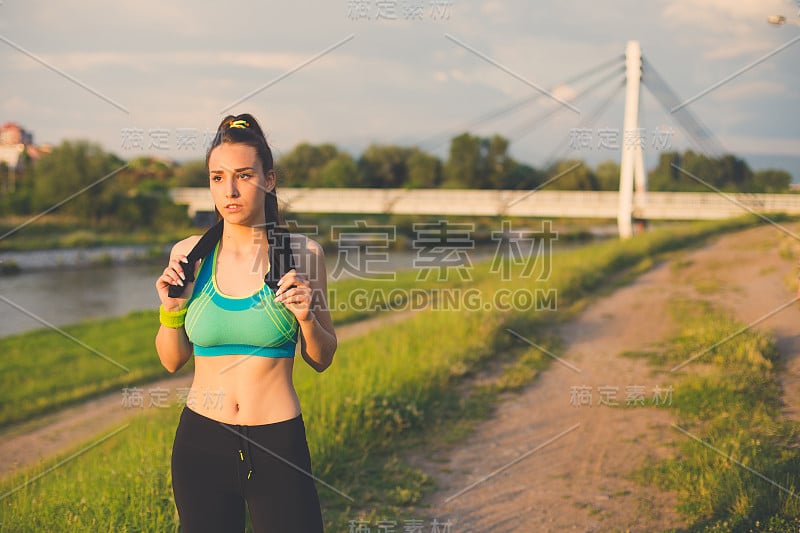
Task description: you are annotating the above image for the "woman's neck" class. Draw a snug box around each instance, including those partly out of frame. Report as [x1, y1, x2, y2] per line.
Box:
[220, 221, 268, 255]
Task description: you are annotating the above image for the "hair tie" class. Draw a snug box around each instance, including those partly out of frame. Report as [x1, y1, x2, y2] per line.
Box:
[229, 119, 250, 129]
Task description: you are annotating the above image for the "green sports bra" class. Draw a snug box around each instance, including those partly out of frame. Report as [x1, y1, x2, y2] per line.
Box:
[184, 242, 298, 357]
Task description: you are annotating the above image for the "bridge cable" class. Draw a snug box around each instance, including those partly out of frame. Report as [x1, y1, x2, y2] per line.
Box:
[640, 57, 725, 156]
[415, 55, 625, 152]
[539, 77, 626, 171]
[505, 65, 625, 143]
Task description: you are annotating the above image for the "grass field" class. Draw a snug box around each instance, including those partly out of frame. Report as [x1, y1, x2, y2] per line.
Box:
[633, 298, 800, 532]
[0, 216, 767, 532]
[0, 217, 194, 252]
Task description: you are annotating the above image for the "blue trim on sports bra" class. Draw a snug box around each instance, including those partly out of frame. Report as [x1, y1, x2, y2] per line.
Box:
[192, 342, 297, 358]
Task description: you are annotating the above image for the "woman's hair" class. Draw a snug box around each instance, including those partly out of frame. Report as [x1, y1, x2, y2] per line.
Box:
[206, 113, 281, 226]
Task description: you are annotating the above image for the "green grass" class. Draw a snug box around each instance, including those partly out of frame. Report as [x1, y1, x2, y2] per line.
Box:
[0, 310, 164, 429]
[322, 262, 482, 326]
[0, 265, 492, 429]
[0, 218, 194, 252]
[0, 407, 182, 532]
[633, 299, 800, 532]
[0, 215, 765, 532]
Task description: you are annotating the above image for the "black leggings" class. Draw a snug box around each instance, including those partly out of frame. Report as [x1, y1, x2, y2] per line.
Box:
[171, 406, 324, 533]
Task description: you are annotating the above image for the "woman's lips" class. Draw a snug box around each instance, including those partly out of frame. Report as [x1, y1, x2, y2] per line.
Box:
[224, 204, 242, 212]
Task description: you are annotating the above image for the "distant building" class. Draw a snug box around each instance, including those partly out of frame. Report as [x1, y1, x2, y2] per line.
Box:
[0, 145, 25, 171]
[0, 122, 36, 174]
[27, 144, 52, 159]
[0, 123, 39, 194]
[0, 122, 33, 147]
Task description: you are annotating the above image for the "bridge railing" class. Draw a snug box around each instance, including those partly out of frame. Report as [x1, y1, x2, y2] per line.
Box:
[170, 187, 800, 220]
[639, 191, 800, 219]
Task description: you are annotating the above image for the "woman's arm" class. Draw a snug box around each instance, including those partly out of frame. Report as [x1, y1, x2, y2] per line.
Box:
[154, 237, 201, 373]
[155, 323, 193, 373]
[276, 235, 337, 372]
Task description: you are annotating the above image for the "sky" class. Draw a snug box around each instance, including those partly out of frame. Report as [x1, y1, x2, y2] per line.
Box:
[2, 0, 799, 180]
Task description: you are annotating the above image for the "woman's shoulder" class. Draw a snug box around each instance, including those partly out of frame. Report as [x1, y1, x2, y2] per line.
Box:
[170, 235, 203, 258]
[289, 232, 324, 256]
[288, 233, 326, 279]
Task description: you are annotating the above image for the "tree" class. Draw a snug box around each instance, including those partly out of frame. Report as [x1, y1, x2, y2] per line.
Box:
[543, 160, 598, 190]
[716, 154, 752, 191]
[112, 156, 176, 194]
[173, 159, 209, 187]
[444, 133, 482, 188]
[319, 153, 359, 187]
[277, 143, 339, 187]
[648, 150, 770, 193]
[27, 141, 189, 229]
[503, 162, 544, 190]
[752, 169, 792, 193]
[358, 145, 412, 188]
[595, 160, 620, 191]
[32, 140, 124, 225]
[0, 161, 8, 195]
[648, 151, 682, 191]
[444, 132, 513, 188]
[406, 148, 442, 188]
[0, 158, 34, 216]
[486, 135, 512, 188]
[127, 156, 173, 182]
[113, 179, 189, 230]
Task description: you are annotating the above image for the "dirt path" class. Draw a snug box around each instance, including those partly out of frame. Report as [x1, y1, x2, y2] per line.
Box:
[0, 308, 416, 479]
[420, 224, 800, 532]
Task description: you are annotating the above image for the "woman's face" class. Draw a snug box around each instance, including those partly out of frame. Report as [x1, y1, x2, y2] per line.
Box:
[208, 143, 274, 226]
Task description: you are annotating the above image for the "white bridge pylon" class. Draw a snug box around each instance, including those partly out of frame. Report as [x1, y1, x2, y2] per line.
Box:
[617, 40, 647, 239]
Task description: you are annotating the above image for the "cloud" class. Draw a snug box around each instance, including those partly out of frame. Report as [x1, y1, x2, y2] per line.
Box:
[661, 0, 796, 58]
[714, 79, 788, 100]
[6, 50, 352, 73]
[551, 84, 577, 102]
[0, 96, 33, 114]
[705, 38, 789, 60]
[662, 0, 793, 29]
[722, 133, 800, 156]
[480, 0, 510, 23]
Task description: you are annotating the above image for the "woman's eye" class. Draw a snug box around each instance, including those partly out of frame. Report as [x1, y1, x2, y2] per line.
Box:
[210, 175, 222, 182]
[238, 173, 252, 180]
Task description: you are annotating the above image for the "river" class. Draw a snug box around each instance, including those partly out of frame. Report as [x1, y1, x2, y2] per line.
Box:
[0, 244, 508, 338]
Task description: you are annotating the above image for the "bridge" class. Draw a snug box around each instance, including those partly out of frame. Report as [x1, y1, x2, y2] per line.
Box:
[171, 187, 800, 221]
[173, 41, 797, 235]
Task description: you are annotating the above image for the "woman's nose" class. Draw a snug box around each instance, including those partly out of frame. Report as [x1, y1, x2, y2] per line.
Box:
[226, 180, 239, 198]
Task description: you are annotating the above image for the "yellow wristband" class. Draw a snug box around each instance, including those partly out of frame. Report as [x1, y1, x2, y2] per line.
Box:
[159, 305, 187, 328]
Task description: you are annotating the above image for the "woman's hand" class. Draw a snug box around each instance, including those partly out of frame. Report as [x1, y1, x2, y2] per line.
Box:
[156, 255, 200, 311]
[274, 269, 314, 323]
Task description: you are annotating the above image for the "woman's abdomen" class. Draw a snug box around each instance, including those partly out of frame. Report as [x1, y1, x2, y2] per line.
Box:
[187, 355, 300, 425]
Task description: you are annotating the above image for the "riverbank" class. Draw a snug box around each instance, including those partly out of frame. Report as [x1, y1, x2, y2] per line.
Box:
[0, 244, 169, 273]
[0, 218, 187, 274]
[0, 216, 191, 253]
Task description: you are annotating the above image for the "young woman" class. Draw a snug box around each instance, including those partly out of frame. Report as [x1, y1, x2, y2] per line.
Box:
[155, 114, 337, 532]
